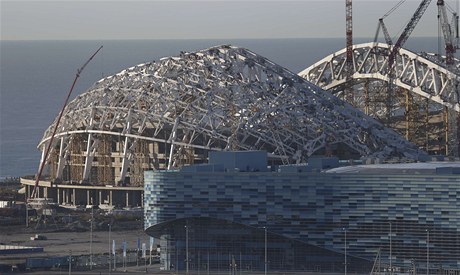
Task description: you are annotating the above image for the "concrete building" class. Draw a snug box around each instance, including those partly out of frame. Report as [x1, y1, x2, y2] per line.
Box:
[21, 177, 143, 209]
[144, 151, 460, 273]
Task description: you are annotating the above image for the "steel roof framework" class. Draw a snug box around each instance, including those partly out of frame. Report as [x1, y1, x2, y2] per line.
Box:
[39, 45, 425, 183]
[299, 42, 460, 112]
[299, 42, 460, 156]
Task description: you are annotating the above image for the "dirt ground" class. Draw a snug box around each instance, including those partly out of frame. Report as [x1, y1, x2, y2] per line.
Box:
[0, 224, 148, 264]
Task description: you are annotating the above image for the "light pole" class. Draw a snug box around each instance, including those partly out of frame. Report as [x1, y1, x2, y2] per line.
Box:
[185, 225, 189, 275]
[426, 229, 429, 275]
[264, 227, 267, 275]
[90, 207, 93, 270]
[68, 250, 72, 275]
[108, 223, 111, 275]
[343, 228, 347, 275]
[25, 200, 29, 228]
[389, 221, 392, 275]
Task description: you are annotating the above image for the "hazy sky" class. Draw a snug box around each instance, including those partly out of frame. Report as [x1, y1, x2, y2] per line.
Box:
[1, 0, 456, 40]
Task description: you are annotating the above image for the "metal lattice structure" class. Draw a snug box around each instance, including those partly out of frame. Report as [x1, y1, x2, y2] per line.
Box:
[299, 42, 460, 156]
[38, 45, 425, 185]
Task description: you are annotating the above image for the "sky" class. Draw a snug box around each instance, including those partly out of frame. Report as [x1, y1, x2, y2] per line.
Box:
[0, 0, 457, 40]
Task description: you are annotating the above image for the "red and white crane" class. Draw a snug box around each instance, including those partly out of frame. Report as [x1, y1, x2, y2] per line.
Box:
[30, 46, 103, 199]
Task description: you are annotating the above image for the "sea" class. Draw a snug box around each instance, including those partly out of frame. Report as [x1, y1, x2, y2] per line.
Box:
[0, 37, 443, 180]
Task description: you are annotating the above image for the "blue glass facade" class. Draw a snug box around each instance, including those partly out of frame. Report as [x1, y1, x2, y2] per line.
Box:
[144, 163, 460, 271]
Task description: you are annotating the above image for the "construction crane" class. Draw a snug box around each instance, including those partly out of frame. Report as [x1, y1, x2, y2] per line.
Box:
[345, 0, 354, 104]
[388, 0, 433, 69]
[437, 0, 458, 65]
[437, 0, 460, 157]
[376, 18, 393, 46]
[373, 0, 432, 126]
[374, 0, 407, 45]
[373, 0, 432, 70]
[30, 46, 103, 199]
[346, 0, 353, 69]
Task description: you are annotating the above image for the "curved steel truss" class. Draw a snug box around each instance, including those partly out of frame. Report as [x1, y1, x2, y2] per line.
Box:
[39, 45, 425, 184]
[299, 42, 460, 112]
[299, 42, 460, 156]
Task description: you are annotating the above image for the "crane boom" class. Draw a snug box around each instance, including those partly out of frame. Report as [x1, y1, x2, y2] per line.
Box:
[380, 18, 393, 46]
[389, 0, 432, 68]
[31, 46, 103, 199]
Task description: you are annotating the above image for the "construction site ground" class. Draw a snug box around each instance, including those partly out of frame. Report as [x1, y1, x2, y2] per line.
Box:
[0, 215, 147, 270]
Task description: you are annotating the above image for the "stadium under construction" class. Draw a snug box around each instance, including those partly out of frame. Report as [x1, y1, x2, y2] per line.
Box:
[21, 43, 440, 207]
[19, 43, 460, 271]
[20, 40, 460, 205]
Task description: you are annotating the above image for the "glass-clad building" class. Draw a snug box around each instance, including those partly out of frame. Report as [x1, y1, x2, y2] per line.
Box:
[144, 151, 460, 273]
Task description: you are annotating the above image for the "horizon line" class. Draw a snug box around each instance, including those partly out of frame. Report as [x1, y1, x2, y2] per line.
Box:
[0, 36, 441, 42]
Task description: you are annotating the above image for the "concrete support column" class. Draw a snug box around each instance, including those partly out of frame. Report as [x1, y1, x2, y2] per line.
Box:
[87, 190, 90, 205]
[56, 137, 66, 179]
[99, 190, 102, 205]
[126, 191, 129, 208]
[119, 137, 130, 184]
[167, 118, 180, 170]
[37, 149, 46, 182]
[109, 190, 113, 206]
[72, 188, 76, 206]
[83, 134, 94, 181]
[118, 109, 133, 184]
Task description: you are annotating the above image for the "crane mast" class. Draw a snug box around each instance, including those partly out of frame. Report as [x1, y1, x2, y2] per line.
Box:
[346, 0, 353, 68]
[345, 0, 354, 103]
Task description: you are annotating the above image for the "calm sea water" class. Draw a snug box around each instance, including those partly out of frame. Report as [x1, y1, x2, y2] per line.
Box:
[0, 38, 442, 179]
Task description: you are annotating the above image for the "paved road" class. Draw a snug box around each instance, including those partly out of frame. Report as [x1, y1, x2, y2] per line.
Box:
[6, 264, 162, 274]
[11, 268, 350, 275]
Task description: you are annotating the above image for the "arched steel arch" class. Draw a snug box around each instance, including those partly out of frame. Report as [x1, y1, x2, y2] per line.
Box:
[299, 42, 460, 112]
[299, 42, 460, 156]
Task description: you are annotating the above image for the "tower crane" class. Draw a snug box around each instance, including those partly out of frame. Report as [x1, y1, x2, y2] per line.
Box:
[346, 0, 353, 70]
[345, 0, 354, 104]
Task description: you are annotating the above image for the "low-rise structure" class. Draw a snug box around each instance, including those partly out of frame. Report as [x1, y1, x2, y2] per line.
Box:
[144, 151, 460, 273]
